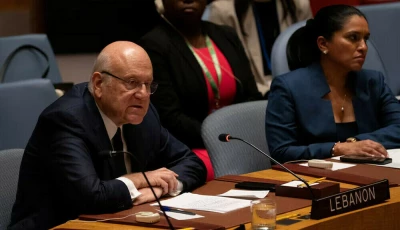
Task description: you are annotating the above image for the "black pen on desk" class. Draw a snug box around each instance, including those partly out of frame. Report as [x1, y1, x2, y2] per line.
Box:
[161, 206, 196, 216]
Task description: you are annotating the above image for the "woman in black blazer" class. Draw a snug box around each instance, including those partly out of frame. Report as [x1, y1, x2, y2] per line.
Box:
[140, 0, 261, 180]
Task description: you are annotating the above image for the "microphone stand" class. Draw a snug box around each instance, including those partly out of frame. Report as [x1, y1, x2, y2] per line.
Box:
[104, 150, 175, 230]
[222, 135, 315, 199]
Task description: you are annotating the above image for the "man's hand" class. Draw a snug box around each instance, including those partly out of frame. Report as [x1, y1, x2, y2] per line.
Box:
[336, 140, 388, 158]
[133, 187, 164, 205]
[145, 168, 179, 194]
[124, 167, 179, 194]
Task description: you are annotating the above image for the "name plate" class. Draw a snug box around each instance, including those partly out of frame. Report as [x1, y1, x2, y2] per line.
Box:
[310, 179, 390, 219]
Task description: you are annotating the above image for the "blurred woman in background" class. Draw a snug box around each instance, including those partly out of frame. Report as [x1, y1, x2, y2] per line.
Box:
[266, 5, 400, 163]
[206, 0, 312, 97]
[141, 0, 261, 180]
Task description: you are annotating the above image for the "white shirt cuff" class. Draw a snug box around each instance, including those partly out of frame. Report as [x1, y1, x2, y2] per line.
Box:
[117, 177, 141, 200]
[169, 180, 183, 196]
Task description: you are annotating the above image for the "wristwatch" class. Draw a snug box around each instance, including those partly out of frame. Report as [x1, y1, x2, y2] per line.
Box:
[346, 137, 357, 143]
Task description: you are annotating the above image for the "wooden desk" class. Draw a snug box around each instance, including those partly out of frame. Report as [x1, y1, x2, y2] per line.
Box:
[53, 169, 400, 230]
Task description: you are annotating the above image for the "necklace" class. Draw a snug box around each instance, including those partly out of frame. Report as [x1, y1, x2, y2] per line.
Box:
[341, 94, 347, 112]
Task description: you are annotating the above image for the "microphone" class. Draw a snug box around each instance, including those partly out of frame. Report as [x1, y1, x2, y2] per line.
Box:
[99, 150, 175, 230]
[218, 134, 315, 199]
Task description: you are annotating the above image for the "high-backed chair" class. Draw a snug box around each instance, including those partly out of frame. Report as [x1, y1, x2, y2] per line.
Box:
[0, 149, 24, 230]
[0, 34, 63, 83]
[358, 2, 400, 95]
[271, 20, 388, 79]
[271, 20, 306, 78]
[0, 79, 58, 150]
[201, 100, 271, 178]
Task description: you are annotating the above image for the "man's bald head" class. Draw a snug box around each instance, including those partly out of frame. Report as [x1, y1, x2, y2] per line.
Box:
[89, 41, 153, 126]
[89, 41, 152, 92]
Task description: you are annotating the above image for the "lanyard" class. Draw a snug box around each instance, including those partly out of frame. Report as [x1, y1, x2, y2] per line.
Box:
[187, 36, 222, 108]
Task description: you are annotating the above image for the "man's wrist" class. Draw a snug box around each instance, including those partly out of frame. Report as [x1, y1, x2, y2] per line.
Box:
[128, 172, 145, 189]
[117, 177, 142, 200]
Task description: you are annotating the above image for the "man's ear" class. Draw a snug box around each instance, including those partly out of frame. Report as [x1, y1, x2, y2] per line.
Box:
[92, 72, 103, 98]
[317, 36, 329, 54]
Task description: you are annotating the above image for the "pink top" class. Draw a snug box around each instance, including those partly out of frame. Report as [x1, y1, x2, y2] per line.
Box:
[193, 40, 237, 114]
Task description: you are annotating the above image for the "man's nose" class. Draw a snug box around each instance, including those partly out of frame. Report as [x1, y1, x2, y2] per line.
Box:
[134, 84, 149, 98]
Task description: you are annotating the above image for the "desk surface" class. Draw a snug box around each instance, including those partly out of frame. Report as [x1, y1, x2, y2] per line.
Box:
[52, 169, 400, 230]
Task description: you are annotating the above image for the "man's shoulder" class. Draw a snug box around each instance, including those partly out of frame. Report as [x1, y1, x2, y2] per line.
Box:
[141, 103, 160, 126]
[42, 83, 89, 117]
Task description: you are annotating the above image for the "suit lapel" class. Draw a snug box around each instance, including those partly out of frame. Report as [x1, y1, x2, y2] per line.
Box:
[306, 65, 375, 138]
[83, 87, 121, 178]
[83, 87, 112, 151]
[307, 63, 337, 137]
[351, 72, 375, 134]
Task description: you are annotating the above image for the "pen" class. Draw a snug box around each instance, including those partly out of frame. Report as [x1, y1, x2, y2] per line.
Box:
[297, 177, 326, 188]
[276, 213, 301, 221]
[161, 206, 196, 216]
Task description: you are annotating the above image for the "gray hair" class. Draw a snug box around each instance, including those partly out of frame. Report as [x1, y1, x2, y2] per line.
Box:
[88, 52, 112, 93]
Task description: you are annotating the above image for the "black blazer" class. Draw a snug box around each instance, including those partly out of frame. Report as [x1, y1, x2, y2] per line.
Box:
[140, 20, 261, 149]
[9, 83, 206, 230]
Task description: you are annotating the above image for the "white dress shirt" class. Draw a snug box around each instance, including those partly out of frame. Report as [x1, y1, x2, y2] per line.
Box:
[97, 107, 141, 200]
[97, 106, 182, 200]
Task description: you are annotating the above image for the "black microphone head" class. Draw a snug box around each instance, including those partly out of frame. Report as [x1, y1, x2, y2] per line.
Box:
[218, 134, 231, 142]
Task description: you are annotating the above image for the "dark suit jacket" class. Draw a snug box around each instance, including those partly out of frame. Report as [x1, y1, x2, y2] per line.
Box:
[8, 83, 206, 230]
[139, 20, 261, 149]
[266, 63, 400, 163]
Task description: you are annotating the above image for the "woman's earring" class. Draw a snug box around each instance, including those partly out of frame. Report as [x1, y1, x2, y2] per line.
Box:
[323, 50, 328, 54]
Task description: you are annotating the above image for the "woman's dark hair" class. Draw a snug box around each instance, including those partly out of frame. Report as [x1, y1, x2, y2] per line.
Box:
[287, 5, 367, 70]
[234, 0, 297, 35]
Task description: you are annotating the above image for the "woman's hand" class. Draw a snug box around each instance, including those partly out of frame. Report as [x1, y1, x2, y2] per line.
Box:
[334, 140, 388, 158]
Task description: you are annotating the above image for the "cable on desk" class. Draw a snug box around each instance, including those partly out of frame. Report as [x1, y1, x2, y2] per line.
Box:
[70, 212, 140, 223]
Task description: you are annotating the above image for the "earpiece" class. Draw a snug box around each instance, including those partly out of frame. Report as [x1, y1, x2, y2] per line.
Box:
[135, 211, 160, 223]
[308, 159, 333, 169]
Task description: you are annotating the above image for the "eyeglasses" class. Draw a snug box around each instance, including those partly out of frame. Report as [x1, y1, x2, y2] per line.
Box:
[100, 71, 158, 94]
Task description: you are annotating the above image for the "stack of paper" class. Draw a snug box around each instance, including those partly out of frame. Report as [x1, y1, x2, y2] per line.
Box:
[300, 161, 355, 171]
[151, 193, 251, 213]
[217, 189, 269, 199]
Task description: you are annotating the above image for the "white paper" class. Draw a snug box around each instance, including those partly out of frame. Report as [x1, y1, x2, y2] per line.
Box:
[157, 210, 204, 220]
[217, 189, 269, 199]
[374, 149, 400, 169]
[151, 193, 251, 213]
[281, 181, 319, 187]
[300, 162, 355, 171]
[331, 156, 341, 160]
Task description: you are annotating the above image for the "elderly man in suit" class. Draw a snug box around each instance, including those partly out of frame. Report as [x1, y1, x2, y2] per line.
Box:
[9, 41, 206, 230]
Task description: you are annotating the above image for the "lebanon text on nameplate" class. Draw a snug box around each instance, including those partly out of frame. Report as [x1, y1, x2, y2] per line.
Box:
[310, 179, 390, 220]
